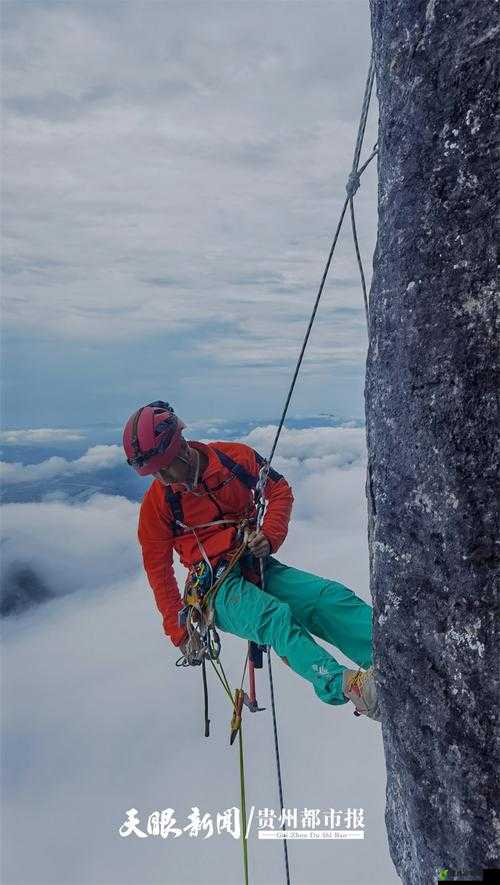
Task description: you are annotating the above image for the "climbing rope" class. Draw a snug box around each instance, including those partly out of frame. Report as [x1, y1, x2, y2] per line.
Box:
[267, 51, 377, 468]
[349, 142, 377, 325]
[207, 652, 251, 885]
[347, 56, 377, 325]
[266, 632, 291, 883]
[251, 51, 377, 885]
[178, 49, 377, 885]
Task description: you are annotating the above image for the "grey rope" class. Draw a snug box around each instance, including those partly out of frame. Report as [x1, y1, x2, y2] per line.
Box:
[267, 632, 291, 885]
[349, 144, 377, 326]
[348, 54, 376, 190]
[349, 198, 369, 324]
[347, 55, 377, 326]
[259, 559, 290, 885]
[257, 52, 377, 885]
[267, 52, 377, 467]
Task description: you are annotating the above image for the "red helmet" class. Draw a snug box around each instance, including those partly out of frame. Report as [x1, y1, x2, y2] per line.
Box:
[122, 401, 186, 476]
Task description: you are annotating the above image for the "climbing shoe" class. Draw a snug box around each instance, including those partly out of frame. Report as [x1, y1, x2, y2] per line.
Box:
[342, 666, 381, 721]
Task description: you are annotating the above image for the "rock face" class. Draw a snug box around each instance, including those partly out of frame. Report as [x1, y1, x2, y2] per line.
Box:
[365, 2, 498, 882]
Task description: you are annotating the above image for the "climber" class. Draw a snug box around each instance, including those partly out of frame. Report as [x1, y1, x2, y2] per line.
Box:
[123, 400, 380, 721]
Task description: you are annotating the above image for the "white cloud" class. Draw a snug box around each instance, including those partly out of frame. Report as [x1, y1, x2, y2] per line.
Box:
[0, 427, 365, 491]
[2, 0, 377, 387]
[0, 428, 86, 444]
[1, 424, 396, 884]
[241, 424, 366, 465]
[0, 444, 123, 484]
[1, 494, 139, 599]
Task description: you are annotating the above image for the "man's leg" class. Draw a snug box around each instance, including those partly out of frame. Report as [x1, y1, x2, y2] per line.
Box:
[213, 562, 348, 705]
[261, 557, 373, 671]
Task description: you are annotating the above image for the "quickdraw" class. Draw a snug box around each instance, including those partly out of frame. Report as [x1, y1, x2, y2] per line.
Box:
[175, 511, 270, 740]
[175, 521, 252, 668]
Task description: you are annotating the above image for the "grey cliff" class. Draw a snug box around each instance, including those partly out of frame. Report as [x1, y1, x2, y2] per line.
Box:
[366, 1, 499, 882]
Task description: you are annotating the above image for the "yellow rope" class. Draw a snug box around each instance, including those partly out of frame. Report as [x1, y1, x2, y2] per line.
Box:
[239, 727, 249, 885]
[188, 522, 255, 884]
[207, 655, 250, 885]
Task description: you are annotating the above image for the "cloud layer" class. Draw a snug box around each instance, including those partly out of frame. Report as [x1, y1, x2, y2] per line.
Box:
[0, 428, 86, 444]
[1, 493, 139, 604]
[1, 444, 123, 484]
[2, 424, 398, 884]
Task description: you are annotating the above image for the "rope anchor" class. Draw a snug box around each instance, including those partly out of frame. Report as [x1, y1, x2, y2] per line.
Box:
[346, 170, 361, 197]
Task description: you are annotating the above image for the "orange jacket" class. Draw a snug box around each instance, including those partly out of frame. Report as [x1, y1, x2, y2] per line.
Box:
[138, 440, 294, 645]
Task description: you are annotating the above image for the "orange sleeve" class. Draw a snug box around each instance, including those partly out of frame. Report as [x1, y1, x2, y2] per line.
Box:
[226, 443, 294, 554]
[259, 464, 294, 554]
[137, 486, 187, 646]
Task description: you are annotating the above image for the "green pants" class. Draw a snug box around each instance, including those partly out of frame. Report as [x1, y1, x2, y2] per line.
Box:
[213, 556, 373, 705]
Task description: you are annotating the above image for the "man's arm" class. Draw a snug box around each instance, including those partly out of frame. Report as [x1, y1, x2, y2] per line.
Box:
[261, 469, 294, 552]
[228, 443, 294, 553]
[138, 488, 187, 646]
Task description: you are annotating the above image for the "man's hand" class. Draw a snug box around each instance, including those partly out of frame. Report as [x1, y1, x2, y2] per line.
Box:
[246, 530, 271, 558]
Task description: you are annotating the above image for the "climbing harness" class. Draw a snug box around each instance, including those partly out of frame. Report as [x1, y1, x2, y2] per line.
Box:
[166, 447, 283, 537]
[170, 445, 281, 694]
[171, 50, 378, 885]
[175, 527, 249, 669]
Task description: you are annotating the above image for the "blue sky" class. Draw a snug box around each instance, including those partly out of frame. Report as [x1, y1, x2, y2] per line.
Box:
[2, 0, 377, 430]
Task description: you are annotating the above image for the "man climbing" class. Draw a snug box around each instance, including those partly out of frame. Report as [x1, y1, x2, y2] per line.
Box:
[123, 400, 380, 721]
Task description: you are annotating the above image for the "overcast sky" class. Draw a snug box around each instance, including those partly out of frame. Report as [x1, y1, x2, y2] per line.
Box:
[2, 0, 378, 431]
